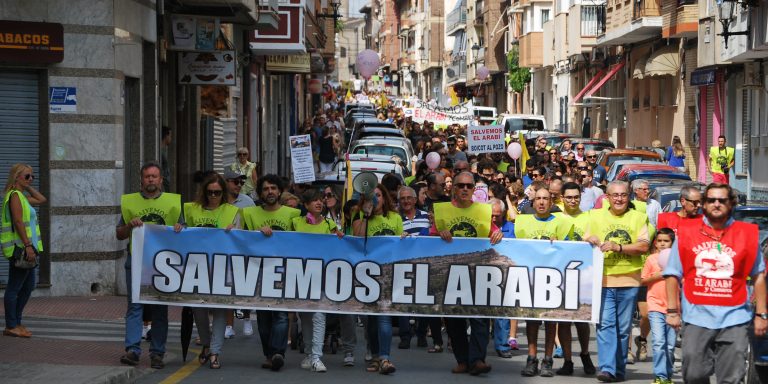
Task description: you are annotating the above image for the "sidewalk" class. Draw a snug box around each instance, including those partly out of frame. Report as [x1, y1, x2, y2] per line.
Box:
[0, 296, 182, 384]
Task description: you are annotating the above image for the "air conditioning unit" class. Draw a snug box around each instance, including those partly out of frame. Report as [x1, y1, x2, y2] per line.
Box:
[743, 62, 764, 89]
[591, 47, 605, 63]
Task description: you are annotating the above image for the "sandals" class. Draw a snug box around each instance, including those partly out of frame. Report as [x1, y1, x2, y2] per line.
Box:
[209, 354, 221, 369]
[198, 346, 210, 364]
[366, 359, 380, 372]
[379, 359, 396, 375]
[428, 344, 444, 353]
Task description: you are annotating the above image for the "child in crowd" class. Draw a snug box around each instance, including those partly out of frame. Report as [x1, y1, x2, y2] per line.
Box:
[641, 228, 676, 384]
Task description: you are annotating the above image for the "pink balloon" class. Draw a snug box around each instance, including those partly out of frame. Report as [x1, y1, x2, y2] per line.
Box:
[507, 142, 522, 160]
[356, 50, 381, 79]
[658, 248, 671, 270]
[477, 66, 490, 81]
[425, 152, 441, 170]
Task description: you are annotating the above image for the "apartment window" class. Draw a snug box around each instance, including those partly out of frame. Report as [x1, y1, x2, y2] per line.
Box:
[581, 5, 604, 36]
[340, 47, 347, 58]
[541, 9, 550, 24]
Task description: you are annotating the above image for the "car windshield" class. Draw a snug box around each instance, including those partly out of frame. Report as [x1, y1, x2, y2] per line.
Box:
[732, 210, 768, 231]
[354, 145, 407, 160]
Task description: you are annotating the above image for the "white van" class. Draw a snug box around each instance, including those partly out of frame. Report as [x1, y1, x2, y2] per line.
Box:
[472, 106, 497, 124]
[496, 114, 547, 135]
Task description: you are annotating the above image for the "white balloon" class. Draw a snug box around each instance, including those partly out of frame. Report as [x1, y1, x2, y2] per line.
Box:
[477, 66, 490, 81]
[658, 248, 672, 270]
[425, 152, 441, 170]
[507, 142, 522, 160]
[356, 50, 381, 79]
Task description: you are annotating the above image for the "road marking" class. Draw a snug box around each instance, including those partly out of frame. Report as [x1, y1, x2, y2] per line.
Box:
[159, 348, 203, 384]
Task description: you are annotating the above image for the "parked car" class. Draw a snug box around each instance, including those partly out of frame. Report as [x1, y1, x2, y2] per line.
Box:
[497, 114, 547, 134]
[622, 169, 692, 183]
[598, 149, 662, 169]
[349, 136, 415, 176]
[346, 118, 403, 149]
[557, 138, 615, 153]
[606, 159, 665, 182]
[320, 154, 405, 183]
[615, 164, 690, 182]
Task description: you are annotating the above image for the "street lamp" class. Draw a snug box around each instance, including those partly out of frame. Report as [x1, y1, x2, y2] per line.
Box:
[419, 46, 427, 63]
[317, 0, 343, 23]
[471, 43, 480, 62]
[717, 0, 752, 49]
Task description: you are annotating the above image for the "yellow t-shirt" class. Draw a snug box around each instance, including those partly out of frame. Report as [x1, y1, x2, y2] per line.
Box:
[242, 205, 300, 231]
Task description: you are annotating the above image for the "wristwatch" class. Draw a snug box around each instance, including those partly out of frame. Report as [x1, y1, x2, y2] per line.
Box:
[756, 313, 768, 320]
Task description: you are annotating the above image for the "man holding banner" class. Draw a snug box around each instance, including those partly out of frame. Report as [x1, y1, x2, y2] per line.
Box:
[432, 171, 503, 376]
[514, 187, 574, 377]
[585, 181, 650, 382]
[117, 163, 182, 369]
[242, 175, 300, 371]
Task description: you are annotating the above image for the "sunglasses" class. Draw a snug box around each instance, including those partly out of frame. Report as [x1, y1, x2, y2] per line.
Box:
[577, 166, 589, 170]
[228, 179, 245, 185]
[23, 174, 34, 180]
[577, 147, 585, 150]
[324, 193, 336, 199]
[586, 155, 597, 159]
[704, 197, 730, 204]
[683, 198, 701, 206]
[531, 173, 542, 177]
[237, 153, 248, 156]
[455, 183, 474, 190]
[207, 190, 223, 197]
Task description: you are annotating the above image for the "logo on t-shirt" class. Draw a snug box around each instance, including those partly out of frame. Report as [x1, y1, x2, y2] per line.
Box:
[140, 210, 166, 225]
[693, 241, 735, 279]
[450, 221, 478, 238]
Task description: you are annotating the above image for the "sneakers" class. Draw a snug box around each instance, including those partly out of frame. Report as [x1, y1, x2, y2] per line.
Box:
[653, 377, 673, 384]
[311, 359, 327, 373]
[224, 325, 235, 339]
[271, 353, 285, 371]
[540, 356, 555, 377]
[343, 352, 355, 367]
[627, 350, 635, 365]
[635, 336, 648, 362]
[142, 324, 151, 339]
[556, 360, 574, 375]
[120, 351, 140, 366]
[301, 356, 313, 369]
[243, 320, 254, 336]
[508, 337, 519, 350]
[554, 345, 564, 358]
[150, 354, 165, 369]
[521, 356, 539, 376]
[581, 353, 597, 375]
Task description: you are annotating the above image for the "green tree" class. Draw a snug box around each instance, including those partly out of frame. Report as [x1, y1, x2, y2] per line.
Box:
[507, 46, 531, 93]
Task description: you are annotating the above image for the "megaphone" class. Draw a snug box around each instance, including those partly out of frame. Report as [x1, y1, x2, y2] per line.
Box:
[352, 171, 378, 198]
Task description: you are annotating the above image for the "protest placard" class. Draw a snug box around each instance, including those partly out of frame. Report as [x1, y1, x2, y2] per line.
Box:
[133, 225, 603, 322]
[467, 125, 505, 153]
[289, 134, 315, 183]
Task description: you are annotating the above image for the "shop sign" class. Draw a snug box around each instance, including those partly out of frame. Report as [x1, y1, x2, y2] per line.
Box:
[0, 20, 64, 64]
[266, 54, 310, 73]
[308, 78, 323, 94]
[169, 15, 220, 51]
[690, 68, 716, 86]
[178, 51, 236, 85]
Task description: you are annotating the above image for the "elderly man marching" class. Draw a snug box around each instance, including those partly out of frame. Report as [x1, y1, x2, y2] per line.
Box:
[664, 183, 766, 383]
[585, 181, 650, 382]
[432, 171, 503, 376]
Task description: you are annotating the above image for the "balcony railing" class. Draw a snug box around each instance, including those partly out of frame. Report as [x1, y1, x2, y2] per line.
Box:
[581, 5, 606, 36]
[447, 7, 468, 34]
[446, 60, 467, 84]
[633, 0, 661, 19]
[475, 0, 484, 20]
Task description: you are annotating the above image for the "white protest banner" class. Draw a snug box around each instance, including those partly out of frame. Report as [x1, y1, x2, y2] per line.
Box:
[467, 125, 505, 153]
[132, 225, 603, 322]
[289, 134, 315, 183]
[403, 100, 474, 127]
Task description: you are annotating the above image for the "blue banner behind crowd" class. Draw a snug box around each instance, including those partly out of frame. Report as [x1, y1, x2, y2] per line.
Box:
[132, 224, 603, 322]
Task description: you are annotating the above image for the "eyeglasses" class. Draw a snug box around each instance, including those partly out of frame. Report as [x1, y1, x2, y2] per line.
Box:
[207, 190, 223, 197]
[704, 197, 730, 204]
[23, 174, 34, 180]
[609, 193, 629, 199]
[482, 173, 495, 178]
[683, 198, 701, 206]
[228, 179, 245, 186]
[455, 183, 474, 189]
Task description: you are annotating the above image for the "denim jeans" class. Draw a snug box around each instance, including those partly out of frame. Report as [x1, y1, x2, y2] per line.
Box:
[3, 260, 36, 329]
[367, 315, 393, 360]
[596, 287, 639, 378]
[339, 314, 357, 354]
[494, 319, 511, 351]
[648, 311, 676, 380]
[124, 262, 168, 356]
[299, 312, 327, 360]
[256, 310, 288, 357]
[446, 318, 490, 365]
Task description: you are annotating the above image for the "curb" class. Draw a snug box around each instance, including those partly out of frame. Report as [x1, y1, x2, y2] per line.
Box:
[0, 363, 151, 384]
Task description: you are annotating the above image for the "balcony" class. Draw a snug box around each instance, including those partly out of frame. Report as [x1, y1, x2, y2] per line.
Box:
[445, 60, 468, 86]
[597, 0, 662, 46]
[519, 32, 544, 67]
[662, 2, 697, 38]
[447, 7, 468, 35]
[581, 5, 606, 36]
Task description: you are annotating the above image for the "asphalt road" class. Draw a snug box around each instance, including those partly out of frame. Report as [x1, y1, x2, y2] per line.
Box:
[135, 318, 664, 384]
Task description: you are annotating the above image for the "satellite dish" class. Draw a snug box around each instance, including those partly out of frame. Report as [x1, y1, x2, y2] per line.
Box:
[352, 172, 378, 198]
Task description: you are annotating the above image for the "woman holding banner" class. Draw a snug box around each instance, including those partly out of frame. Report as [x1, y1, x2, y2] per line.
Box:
[291, 189, 343, 372]
[352, 184, 403, 375]
[183, 173, 241, 369]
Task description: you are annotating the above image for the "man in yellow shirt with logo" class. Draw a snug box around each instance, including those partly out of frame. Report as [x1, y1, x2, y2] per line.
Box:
[241, 174, 300, 371]
[515, 187, 574, 377]
[709, 135, 734, 185]
[585, 181, 650, 382]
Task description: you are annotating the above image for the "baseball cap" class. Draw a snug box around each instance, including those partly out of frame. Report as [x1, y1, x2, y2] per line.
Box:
[223, 169, 246, 180]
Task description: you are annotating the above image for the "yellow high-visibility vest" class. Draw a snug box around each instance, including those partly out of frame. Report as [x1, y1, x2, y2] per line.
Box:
[1, 190, 43, 258]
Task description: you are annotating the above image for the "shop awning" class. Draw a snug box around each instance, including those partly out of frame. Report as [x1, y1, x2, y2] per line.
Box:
[633, 55, 648, 79]
[645, 45, 679, 77]
[585, 60, 626, 98]
[571, 68, 606, 104]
